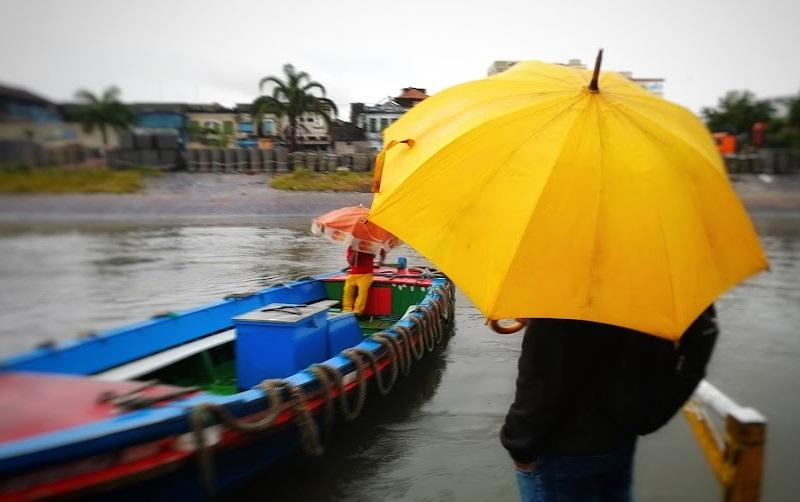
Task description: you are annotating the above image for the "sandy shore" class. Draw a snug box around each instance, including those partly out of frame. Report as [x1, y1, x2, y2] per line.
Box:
[0, 172, 797, 226]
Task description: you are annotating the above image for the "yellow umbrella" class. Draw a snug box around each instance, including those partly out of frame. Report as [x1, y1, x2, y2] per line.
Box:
[369, 52, 768, 341]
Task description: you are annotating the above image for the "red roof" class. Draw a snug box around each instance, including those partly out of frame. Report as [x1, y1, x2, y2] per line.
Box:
[397, 87, 428, 101]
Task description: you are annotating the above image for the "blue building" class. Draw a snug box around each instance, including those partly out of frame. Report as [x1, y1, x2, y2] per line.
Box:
[132, 103, 188, 147]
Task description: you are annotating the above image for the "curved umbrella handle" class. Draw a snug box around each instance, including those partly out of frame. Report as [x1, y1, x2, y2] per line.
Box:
[372, 139, 415, 193]
[489, 318, 528, 335]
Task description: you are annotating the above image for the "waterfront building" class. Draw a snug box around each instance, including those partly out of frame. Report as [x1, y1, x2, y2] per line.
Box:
[2, 81, 353, 154]
[394, 87, 429, 108]
[129, 103, 187, 146]
[330, 119, 369, 155]
[0, 84, 81, 150]
[351, 87, 429, 150]
[234, 104, 332, 151]
[487, 59, 665, 97]
[281, 110, 333, 151]
[233, 104, 278, 149]
[351, 99, 405, 150]
[185, 103, 237, 148]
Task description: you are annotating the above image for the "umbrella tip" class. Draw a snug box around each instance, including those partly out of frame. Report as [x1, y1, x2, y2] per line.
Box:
[588, 48, 604, 92]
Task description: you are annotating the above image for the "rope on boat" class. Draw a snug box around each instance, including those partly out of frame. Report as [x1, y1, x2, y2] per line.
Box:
[376, 330, 411, 376]
[416, 310, 436, 353]
[434, 301, 444, 343]
[188, 379, 327, 498]
[285, 382, 327, 457]
[224, 290, 258, 300]
[373, 331, 407, 376]
[151, 311, 179, 319]
[437, 283, 453, 321]
[344, 342, 399, 396]
[395, 326, 415, 372]
[308, 361, 367, 422]
[189, 379, 282, 498]
[437, 290, 451, 320]
[421, 303, 443, 344]
[393, 324, 424, 362]
[97, 380, 159, 404]
[432, 298, 443, 328]
[436, 298, 447, 340]
[103, 385, 200, 410]
[304, 366, 338, 442]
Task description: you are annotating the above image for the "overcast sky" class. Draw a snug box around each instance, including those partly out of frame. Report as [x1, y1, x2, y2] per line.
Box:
[1, 0, 798, 118]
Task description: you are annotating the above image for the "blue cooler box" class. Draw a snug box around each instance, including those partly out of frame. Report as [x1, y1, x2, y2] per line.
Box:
[327, 311, 363, 357]
[233, 303, 330, 388]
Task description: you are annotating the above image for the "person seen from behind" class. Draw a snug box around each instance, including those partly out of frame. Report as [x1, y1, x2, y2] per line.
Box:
[343, 247, 386, 315]
[501, 306, 719, 501]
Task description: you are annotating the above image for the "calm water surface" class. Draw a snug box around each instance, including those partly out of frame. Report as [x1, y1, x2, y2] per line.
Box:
[0, 219, 797, 501]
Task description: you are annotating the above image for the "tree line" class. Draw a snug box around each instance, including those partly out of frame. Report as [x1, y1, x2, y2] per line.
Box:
[701, 90, 800, 149]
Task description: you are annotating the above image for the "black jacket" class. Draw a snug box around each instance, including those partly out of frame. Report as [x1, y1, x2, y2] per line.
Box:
[500, 307, 718, 463]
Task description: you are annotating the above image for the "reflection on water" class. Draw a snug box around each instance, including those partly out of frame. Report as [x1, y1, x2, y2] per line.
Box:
[0, 219, 797, 501]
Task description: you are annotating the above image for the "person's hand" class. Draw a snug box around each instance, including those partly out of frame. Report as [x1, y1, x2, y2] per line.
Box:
[514, 460, 537, 473]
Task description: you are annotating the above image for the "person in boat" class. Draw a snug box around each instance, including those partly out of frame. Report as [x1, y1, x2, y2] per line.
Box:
[501, 306, 719, 501]
[343, 247, 386, 315]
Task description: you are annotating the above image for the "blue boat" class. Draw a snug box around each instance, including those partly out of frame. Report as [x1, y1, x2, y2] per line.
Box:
[0, 265, 455, 500]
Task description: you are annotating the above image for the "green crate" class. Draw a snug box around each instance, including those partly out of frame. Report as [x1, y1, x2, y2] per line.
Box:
[324, 280, 344, 303]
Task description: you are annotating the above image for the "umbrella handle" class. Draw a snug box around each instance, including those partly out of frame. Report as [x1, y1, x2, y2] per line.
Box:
[372, 139, 415, 193]
[489, 318, 528, 335]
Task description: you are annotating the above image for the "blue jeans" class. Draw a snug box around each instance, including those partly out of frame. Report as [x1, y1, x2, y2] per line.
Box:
[515, 440, 635, 502]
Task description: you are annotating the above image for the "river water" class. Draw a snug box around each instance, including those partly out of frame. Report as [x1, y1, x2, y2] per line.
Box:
[0, 218, 797, 501]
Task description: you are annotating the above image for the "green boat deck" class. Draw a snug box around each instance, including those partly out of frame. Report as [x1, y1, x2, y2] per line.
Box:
[139, 278, 429, 395]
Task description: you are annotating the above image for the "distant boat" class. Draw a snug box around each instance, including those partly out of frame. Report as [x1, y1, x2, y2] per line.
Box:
[0, 265, 455, 500]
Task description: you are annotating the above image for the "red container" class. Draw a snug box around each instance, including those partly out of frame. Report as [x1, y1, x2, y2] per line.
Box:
[364, 286, 392, 315]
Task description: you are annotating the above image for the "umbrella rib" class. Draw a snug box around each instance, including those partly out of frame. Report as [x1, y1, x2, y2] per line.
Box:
[600, 96, 746, 287]
[586, 97, 609, 314]
[604, 99, 680, 331]
[600, 97, 729, 333]
[603, 94, 726, 179]
[484, 97, 591, 316]
[596, 97, 686, 331]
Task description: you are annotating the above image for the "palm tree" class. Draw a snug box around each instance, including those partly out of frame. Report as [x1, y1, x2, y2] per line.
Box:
[252, 64, 338, 156]
[74, 86, 134, 149]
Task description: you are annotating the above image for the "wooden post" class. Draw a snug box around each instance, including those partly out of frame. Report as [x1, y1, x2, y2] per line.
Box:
[724, 416, 766, 502]
[683, 407, 734, 485]
[684, 381, 767, 502]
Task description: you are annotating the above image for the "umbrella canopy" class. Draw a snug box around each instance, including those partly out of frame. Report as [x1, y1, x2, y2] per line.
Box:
[312, 206, 399, 255]
[369, 55, 768, 340]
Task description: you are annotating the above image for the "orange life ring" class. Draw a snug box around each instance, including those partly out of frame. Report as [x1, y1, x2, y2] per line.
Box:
[489, 318, 528, 334]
